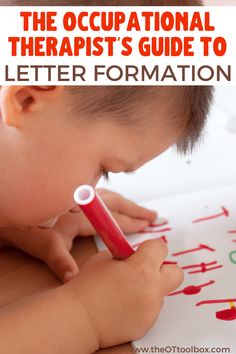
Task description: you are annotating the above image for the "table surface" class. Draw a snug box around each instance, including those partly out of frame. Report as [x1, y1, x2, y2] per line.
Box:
[0, 237, 133, 354]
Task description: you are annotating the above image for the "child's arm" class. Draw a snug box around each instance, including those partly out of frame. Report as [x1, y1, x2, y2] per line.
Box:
[0, 239, 183, 353]
[0, 189, 157, 283]
[0, 286, 98, 354]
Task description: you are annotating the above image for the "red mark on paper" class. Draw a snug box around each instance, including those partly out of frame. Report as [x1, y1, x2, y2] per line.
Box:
[172, 244, 215, 257]
[192, 206, 229, 224]
[196, 298, 236, 321]
[168, 280, 215, 296]
[216, 307, 236, 321]
[160, 235, 168, 243]
[197, 298, 236, 306]
[138, 228, 172, 234]
[228, 230, 236, 234]
[182, 261, 223, 274]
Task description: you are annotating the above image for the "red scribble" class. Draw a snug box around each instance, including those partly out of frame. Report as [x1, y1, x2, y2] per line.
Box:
[160, 235, 168, 243]
[172, 244, 215, 257]
[168, 280, 215, 296]
[196, 298, 236, 321]
[192, 206, 229, 224]
[162, 261, 178, 265]
[150, 221, 168, 227]
[232, 240, 236, 243]
[228, 230, 236, 234]
[138, 227, 172, 234]
[216, 308, 236, 321]
[182, 261, 216, 270]
[189, 265, 222, 274]
[196, 298, 236, 306]
[182, 261, 223, 274]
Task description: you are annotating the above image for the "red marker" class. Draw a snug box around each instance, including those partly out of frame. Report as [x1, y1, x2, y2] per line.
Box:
[73, 185, 173, 264]
[74, 185, 134, 260]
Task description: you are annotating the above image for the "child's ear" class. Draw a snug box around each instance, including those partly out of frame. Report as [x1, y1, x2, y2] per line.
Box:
[0, 86, 64, 128]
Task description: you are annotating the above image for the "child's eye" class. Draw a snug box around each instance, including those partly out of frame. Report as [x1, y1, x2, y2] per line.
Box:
[102, 170, 110, 182]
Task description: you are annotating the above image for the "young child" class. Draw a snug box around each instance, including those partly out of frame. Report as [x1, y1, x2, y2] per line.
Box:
[0, 0, 213, 353]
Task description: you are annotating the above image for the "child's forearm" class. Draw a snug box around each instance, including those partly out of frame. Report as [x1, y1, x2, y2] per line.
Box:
[0, 286, 99, 354]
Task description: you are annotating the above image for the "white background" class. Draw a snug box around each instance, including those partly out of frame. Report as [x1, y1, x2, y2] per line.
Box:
[98, 86, 236, 204]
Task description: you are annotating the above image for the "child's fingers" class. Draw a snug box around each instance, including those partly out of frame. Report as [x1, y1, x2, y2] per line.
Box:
[54, 212, 96, 237]
[160, 265, 184, 295]
[112, 212, 150, 234]
[44, 236, 79, 283]
[131, 238, 168, 268]
[102, 192, 157, 222]
[1, 227, 79, 283]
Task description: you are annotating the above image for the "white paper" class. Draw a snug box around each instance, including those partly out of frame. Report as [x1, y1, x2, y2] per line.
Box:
[95, 184, 236, 353]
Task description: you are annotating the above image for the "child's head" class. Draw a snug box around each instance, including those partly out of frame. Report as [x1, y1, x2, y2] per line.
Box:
[0, 0, 213, 229]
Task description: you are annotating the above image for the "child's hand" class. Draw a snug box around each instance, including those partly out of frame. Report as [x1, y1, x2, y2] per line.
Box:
[66, 238, 184, 349]
[0, 224, 80, 283]
[73, 188, 157, 235]
[0, 189, 157, 284]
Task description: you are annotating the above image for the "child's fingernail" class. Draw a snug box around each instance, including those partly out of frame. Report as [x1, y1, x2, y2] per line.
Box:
[63, 271, 73, 283]
[145, 209, 156, 215]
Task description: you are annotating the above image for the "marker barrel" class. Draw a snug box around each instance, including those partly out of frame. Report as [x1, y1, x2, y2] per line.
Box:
[74, 185, 135, 260]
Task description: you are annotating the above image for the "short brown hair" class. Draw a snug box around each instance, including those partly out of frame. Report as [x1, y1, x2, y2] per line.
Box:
[7, 0, 213, 154]
[66, 85, 213, 154]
